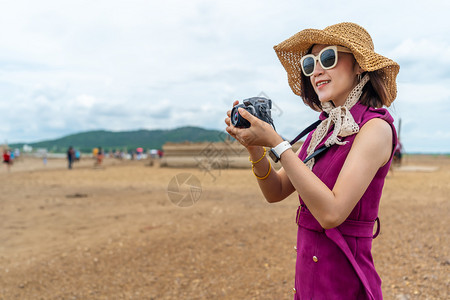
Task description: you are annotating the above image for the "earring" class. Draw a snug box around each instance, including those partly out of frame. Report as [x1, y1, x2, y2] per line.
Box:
[357, 73, 362, 82]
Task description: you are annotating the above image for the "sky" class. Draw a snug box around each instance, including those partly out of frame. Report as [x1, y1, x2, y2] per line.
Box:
[0, 0, 449, 153]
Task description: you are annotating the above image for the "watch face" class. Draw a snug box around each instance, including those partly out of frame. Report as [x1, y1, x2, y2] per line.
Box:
[269, 149, 279, 163]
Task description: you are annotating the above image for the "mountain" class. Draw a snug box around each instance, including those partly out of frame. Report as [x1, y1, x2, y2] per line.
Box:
[8, 126, 228, 153]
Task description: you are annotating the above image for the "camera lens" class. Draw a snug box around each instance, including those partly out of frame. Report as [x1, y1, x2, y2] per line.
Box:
[230, 104, 250, 128]
[231, 108, 238, 126]
[233, 111, 239, 124]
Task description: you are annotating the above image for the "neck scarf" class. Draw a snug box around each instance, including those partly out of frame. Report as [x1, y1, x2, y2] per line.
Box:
[305, 74, 370, 169]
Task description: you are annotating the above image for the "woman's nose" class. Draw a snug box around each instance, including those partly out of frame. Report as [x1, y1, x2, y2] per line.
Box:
[312, 58, 324, 76]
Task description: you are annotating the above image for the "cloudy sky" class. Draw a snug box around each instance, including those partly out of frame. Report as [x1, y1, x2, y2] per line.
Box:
[1, 0, 449, 153]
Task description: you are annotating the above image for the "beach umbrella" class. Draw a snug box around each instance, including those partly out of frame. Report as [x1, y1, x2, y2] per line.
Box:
[136, 147, 143, 153]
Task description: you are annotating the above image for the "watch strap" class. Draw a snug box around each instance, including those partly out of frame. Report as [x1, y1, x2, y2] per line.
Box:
[269, 141, 292, 162]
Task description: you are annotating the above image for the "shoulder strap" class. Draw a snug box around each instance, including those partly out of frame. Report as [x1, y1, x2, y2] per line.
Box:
[287, 119, 329, 164]
[302, 145, 327, 164]
[289, 119, 322, 145]
[289, 120, 328, 164]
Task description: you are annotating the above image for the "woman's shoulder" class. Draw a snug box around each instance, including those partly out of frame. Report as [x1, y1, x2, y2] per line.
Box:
[357, 104, 395, 144]
[359, 117, 393, 138]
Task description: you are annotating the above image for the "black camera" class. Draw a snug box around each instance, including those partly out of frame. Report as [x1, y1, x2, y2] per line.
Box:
[231, 97, 274, 129]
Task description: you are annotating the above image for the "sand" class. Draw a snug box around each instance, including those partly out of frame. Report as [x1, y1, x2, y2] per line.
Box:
[0, 155, 448, 299]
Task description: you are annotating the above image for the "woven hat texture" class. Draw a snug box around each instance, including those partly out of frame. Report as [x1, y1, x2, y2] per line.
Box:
[274, 22, 400, 106]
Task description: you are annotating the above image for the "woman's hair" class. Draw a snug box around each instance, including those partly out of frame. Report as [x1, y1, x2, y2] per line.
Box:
[300, 50, 390, 110]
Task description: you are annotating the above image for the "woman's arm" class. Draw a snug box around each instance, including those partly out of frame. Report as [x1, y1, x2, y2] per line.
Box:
[247, 146, 302, 203]
[280, 118, 393, 228]
[227, 107, 393, 229]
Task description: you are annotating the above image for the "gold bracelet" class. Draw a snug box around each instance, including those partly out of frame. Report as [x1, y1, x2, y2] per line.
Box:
[252, 161, 271, 180]
[249, 147, 267, 164]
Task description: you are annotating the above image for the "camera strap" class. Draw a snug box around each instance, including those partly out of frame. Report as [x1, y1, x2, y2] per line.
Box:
[289, 119, 322, 145]
[288, 118, 329, 164]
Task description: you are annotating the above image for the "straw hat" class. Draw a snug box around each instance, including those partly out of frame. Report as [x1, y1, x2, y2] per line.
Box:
[274, 22, 400, 106]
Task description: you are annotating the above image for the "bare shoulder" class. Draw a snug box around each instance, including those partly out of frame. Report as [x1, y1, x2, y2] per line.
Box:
[354, 118, 393, 165]
[358, 118, 392, 142]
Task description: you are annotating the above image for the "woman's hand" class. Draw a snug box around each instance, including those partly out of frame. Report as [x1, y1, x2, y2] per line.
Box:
[225, 101, 283, 149]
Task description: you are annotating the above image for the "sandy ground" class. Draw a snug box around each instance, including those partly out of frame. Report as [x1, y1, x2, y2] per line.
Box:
[0, 155, 448, 299]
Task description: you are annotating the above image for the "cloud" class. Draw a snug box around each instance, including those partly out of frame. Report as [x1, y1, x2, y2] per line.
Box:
[389, 39, 450, 82]
[0, 0, 449, 153]
[397, 81, 450, 104]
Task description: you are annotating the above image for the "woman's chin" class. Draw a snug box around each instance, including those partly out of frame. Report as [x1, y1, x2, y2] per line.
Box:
[319, 97, 332, 104]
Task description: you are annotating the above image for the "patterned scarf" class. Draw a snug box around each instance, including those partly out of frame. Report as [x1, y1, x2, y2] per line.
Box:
[305, 74, 370, 169]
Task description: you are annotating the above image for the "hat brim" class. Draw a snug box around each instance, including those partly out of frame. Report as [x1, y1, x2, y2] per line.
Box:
[274, 29, 400, 106]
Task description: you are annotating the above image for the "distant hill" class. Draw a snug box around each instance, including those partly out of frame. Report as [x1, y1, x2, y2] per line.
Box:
[9, 126, 229, 153]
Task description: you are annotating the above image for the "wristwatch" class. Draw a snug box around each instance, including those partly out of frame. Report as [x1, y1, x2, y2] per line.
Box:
[269, 141, 292, 163]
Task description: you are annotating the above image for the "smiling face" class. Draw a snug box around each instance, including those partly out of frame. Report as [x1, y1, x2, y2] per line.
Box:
[309, 44, 362, 107]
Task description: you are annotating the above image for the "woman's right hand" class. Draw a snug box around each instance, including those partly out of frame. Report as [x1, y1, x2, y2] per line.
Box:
[225, 99, 283, 151]
[225, 100, 260, 152]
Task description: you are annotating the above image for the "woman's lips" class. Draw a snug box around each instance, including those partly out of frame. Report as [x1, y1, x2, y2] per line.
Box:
[316, 80, 330, 89]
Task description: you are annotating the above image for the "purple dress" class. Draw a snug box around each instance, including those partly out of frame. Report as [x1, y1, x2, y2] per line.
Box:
[294, 102, 398, 300]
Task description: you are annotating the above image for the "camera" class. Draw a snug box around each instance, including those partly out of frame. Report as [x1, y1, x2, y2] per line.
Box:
[231, 97, 274, 129]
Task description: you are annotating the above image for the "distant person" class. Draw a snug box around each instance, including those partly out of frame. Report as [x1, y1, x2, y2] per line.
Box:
[150, 149, 157, 160]
[225, 22, 399, 299]
[75, 150, 81, 162]
[95, 147, 104, 167]
[14, 148, 20, 162]
[43, 151, 48, 166]
[9, 150, 14, 164]
[393, 141, 403, 166]
[3, 149, 11, 172]
[67, 146, 75, 169]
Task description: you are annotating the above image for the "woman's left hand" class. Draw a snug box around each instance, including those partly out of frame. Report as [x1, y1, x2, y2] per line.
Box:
[225, 107, 283, 148]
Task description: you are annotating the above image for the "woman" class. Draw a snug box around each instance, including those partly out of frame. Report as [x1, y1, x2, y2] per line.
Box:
[225, 22, 399, 299]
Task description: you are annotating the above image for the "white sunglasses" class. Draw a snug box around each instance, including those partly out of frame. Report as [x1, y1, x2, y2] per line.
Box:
[300, 45, 353, 76]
